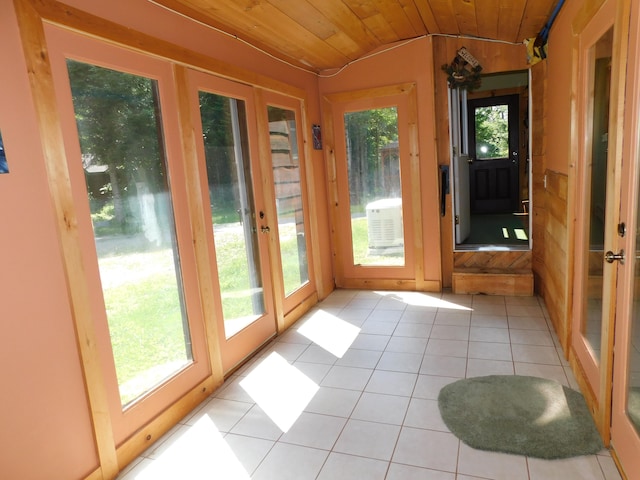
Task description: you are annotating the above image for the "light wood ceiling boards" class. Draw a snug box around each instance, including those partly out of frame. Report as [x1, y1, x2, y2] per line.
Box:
[151, 0, 559, 72]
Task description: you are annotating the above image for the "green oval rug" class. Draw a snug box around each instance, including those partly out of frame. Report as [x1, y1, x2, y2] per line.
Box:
[437, 375, 604, 459]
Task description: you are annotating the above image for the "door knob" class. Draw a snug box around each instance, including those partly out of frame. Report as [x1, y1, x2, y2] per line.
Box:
[260, 225, 270, 234]
[605, 250, 625, 264]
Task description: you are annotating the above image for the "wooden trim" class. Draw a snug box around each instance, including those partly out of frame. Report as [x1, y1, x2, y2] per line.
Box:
[323, 82, 416, 105]
[299, 99, 330, 300]
[254, 88, 287, 333]
[281, 292, 319, 331]
[407, 82, 427, 290]
[173, 65, 225, 386]
[321, 95, 343, 284]
[32, 0, 308, 99]
[573, 0, 608, 35]
[12, 0, 118, 477]
[115, 376, 216, 470]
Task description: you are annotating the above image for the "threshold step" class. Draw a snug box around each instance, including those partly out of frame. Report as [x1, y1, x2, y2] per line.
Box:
[452, 268, 533, 296]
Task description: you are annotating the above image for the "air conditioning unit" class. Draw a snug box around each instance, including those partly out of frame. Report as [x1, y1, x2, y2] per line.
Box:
[366, 198, 403, 249]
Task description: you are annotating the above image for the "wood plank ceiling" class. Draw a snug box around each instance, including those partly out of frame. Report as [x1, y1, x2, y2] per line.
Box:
[151, 0, 559, 72]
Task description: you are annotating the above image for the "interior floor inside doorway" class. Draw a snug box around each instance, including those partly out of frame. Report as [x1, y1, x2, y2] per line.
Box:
[461, 213, 529, 247]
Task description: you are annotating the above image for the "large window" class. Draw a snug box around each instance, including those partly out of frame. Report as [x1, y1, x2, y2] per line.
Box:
[68, 60, 193, 406]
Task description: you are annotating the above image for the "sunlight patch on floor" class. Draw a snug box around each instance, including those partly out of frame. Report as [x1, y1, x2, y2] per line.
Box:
[240, 352, 318, 432]
[375, 290, 472, 311]
[297, 309, 360, 358]
[128, 416, 250, 479]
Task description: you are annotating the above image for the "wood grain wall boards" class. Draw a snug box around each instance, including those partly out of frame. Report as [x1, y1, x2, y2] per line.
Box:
[541, 169, 570, 351]
[153, 0, 559, 72]
[454, 250, 533, 270]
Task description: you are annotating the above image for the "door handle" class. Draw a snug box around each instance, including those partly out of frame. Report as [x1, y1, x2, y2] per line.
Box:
[605, 249, 625, 264]
[260, 225, 270, 234]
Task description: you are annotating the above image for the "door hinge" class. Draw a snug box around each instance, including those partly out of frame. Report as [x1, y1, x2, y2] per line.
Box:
[455, 215, 460, 225]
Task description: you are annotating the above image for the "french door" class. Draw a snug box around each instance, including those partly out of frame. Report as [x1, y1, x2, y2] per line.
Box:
[186, 71, 277, 375]
[573, 0, 640, 477]
[610, 0, 640, 475]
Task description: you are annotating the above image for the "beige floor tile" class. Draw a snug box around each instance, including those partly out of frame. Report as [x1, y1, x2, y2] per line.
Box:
[457, 443, 528, 480]
[392, 426, 459, 472]
[316, 452, 389, 480]
[333, 419, 401, 460]
[251, 442, 328, 480]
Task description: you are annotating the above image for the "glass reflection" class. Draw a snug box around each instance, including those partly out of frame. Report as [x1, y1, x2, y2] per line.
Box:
[267, 106, 310, 295]
[198, 91, 265, 338]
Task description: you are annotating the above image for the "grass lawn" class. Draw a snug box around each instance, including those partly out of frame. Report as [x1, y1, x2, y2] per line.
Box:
[99, 217, 402, 405]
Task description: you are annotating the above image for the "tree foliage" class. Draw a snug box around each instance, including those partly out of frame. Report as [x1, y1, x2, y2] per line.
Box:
[474, 105, 509, 159]
[344, 107, 398, 207]
[67, 60, 165, 232]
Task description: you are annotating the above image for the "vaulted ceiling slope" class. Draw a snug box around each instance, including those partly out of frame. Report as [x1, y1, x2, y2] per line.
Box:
[150, 0, 558, 72]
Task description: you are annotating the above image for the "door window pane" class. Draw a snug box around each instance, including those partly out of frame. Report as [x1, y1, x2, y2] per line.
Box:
[474, 104, 509, 160]
[198, 92, 265, 338]
[67, 60, 192, 407]
[582, 27, 614, 361]
[344, 107, 404, 266]
[267, 106, 309, 295]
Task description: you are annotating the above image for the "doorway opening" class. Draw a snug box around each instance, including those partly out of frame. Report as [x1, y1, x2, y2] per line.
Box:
[451, 71, 530, 250]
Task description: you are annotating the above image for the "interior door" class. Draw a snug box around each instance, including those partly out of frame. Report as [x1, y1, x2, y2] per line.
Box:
[468, 95, 519, 214]
[186, 70, 277, 374]
[571, 0, 620, 442]
[610, 0, 640, 475]
[449, 87, 472, 244]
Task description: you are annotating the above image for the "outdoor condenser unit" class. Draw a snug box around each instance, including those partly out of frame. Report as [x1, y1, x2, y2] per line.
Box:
[365, 198, 403, 249]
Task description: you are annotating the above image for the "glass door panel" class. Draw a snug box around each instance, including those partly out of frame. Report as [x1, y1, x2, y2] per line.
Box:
[579, 27, 614, 369]
[67, 60, 192, 407]
[344, 107, 404, 266]
[199, 92, 265, 338]
[188, 71, 276, 374]
[266, 106, 310, 296]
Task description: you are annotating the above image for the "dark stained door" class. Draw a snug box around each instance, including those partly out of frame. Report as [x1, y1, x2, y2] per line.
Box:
[467, 94, 519, 214]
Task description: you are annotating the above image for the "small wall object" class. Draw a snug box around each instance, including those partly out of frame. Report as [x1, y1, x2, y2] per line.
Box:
[442, 47, 483, 91]
[312, 124, 322, 150]
[0, 130, 8, 174]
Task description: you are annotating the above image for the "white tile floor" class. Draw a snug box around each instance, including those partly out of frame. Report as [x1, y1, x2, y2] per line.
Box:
[117, 290, 624, 480]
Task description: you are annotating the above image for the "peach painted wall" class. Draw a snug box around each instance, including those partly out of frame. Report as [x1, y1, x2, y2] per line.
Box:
[0, 2, 99, 479]
[318, 37, 442, 285]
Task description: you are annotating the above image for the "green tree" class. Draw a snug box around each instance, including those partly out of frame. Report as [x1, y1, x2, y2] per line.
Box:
[475, 104, 509, 159]
[67, 60, 164, 233]
[344, 107, 398, 207]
